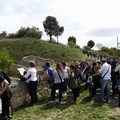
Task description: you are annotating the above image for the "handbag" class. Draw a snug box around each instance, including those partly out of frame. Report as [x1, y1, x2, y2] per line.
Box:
[68, 72, 80, 88]
[57, 71, 65, 89]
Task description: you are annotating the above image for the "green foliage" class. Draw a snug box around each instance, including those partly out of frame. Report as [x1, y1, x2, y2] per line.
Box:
[0, 38, 86, 63]
[87, 40, 95, 48]
[68, 36, 76, 44]
[83, 46, 91, 50]
[100, 46, 109, 52]
[0, 48, 14, 71]
[0, 31, 7, 39]
[67, 40, 76, 47]
[8, 26, 42, 39]
[43, 16, 63, 42]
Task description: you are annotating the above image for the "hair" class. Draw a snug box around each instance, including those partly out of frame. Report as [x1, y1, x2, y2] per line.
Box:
[29, 61, 36, 67]
[61, 62, 66, 67]
[96, 61, 101, 64]
[45, 62, 50, 67]
[85, 62, 89, 65]
[70, 64, 77, 71]
[92, 62, 96, 66]
[101, 59, 106, 63]
[56, 63, 64, 72]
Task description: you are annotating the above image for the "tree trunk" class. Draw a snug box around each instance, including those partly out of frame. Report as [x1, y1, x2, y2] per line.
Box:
[57, 36, 59, 43]
[49, 33, 52, 42]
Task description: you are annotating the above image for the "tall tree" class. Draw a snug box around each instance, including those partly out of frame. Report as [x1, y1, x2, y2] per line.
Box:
[54, 26, 64, 43]
[87, 40, 95, 48]
[0, 31, 7, 38]
[68, 36, 76, 44]
[16, 27, 26, 38]
[43, 16, 63, 42]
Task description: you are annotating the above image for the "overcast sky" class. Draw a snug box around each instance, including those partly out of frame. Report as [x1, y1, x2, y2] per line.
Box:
[0, 0, 120, 49]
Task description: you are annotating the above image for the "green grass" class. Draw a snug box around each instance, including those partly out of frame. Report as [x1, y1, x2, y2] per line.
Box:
[0, 38, 87, 63]
[13, 87, 120, 120]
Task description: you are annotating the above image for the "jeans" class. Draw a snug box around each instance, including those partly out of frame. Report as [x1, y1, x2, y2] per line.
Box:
[101, 79, 110, 100]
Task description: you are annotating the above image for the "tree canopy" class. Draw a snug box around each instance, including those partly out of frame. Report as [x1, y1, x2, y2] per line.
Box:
[87, 40, 95, 48]
[43, 16, 64, 42]
[7, 26, 42, 39]
[68, 36, 76, 44]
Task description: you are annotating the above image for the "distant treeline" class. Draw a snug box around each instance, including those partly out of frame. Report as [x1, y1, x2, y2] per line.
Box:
[0, 26, 42, 39]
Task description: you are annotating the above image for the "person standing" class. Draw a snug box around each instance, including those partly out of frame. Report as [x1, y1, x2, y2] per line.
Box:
[23, 61, 38, 106]
[61, 62, 69, 97]
[68, 64, 81, 103]
[98, 60, 111, 102]
[51, 63, 64, 104]
[91, 62, 100, 97]
[0, 72, 13, 119]
[42, 62, 54, 101]
[86, 71, 94, 99]
[114, 58, 120, 107]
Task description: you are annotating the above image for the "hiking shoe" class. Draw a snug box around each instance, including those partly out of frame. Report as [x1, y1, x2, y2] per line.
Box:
[49, 100, 56, 104]
[106, 99, 110, 103]
[101, 99, 106, 102]
[56, 90, 59, 93]
[118, 104, 120, 107]
[62, 92, 67, 97]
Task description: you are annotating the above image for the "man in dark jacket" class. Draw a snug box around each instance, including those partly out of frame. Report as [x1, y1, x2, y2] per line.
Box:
[0, 72, 13, 119]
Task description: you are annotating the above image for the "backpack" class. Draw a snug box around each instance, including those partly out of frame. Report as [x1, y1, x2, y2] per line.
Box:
[43, 70, 50, 81]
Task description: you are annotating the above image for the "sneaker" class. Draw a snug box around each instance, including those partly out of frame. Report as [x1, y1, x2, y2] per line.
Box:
[64, 92, 67, 96]
[101, 99, 106, 102]
[56, 90, 59, 93]
[62, 92, 67, 97]
[118, 104, 120, 107]
[106, 99, 110, 103]
[49, 100, 56, 104]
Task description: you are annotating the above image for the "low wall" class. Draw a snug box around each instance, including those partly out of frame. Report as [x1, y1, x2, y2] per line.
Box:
[10, 80, 50, 109]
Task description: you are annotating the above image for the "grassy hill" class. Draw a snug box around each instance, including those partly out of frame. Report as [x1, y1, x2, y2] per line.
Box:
[0, 38, 87, 63]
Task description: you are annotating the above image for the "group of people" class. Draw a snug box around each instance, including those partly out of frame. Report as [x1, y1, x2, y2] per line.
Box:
[40, 58, 120, 106]
[1, 58, 120, 119]
[35, 61, 81, 104]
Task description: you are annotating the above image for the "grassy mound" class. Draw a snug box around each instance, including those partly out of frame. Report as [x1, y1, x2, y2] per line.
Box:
[0, 38, 86, 63]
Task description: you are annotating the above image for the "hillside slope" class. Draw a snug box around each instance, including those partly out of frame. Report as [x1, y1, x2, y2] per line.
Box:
[0, 38, 87, 63]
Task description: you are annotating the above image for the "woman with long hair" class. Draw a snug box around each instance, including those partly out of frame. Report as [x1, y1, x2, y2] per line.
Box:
[68, 64, 81, 103]
[50, 63, 64, 104]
